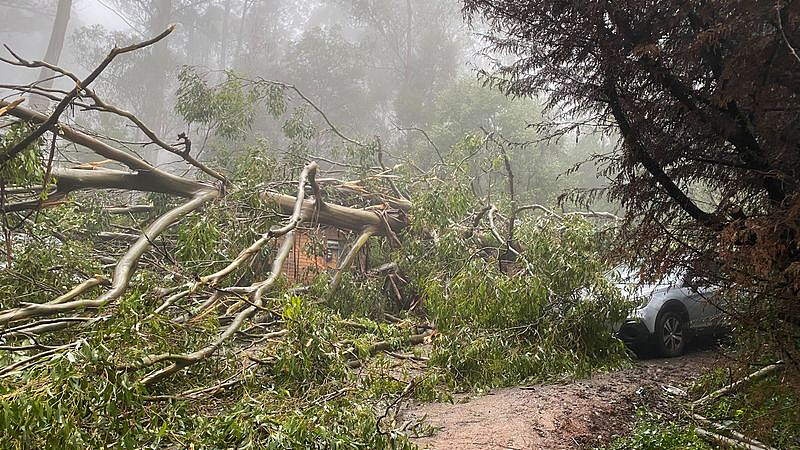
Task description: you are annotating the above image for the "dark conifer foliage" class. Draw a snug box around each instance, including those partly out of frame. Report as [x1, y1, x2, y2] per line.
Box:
[464, 0, 800, 361]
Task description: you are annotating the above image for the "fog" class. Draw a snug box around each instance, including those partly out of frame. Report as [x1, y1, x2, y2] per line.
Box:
[0, 0, 610, 207]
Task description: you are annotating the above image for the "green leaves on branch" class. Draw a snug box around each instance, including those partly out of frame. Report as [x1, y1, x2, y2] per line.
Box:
[400, 186, 632, 388]
[175, 67, 264, 141]
[175, 212, 221, 271]
[0, 121, 45, 186]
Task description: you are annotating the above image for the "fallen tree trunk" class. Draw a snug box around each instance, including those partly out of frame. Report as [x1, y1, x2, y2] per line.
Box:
[264, 193, 406, 235]
[694, 361, 784, 406]
[0, 104, 214, 198]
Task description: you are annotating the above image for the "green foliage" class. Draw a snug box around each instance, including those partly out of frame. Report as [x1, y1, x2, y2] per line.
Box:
[601, 414, 712, 450]
[398, 185, 632, 389]
[325, 272, 391, 319]
[422, 223, 631, 387]
[175, 212, 222, 271]
[0, 122, 44, 186]
[0, 343, 147, 450]
[281, 106, 317, 165]
[690, 368, 800, 449]
[98, 280, 222, 366]
[0, 291, 417, 449]
[409, 180, 473, 233]
[175, 67, 261, 141]
[0, 339, 413, 449]
[272, 295, 348, 386]
[0, 237, 100, 309]
[215, 138, 278, 186]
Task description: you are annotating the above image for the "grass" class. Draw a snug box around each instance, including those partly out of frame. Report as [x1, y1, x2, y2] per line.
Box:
[601, 364, 800, 450]
[691, 367, 800, 449]
[601, 412, 712, 450]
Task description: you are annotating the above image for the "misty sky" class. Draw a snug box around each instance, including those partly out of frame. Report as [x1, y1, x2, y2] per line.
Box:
[1, 0, 132, 85]
[0, 0, 611, 213]
[79, 0, 134, 30]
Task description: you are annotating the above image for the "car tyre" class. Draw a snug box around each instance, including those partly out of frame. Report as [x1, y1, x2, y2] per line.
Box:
[655, 309, 687, 357]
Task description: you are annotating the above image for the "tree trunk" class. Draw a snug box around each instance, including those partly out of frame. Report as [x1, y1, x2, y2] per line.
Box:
[142, 0, 172, 165]
[233, 0, 251, 66]
[29, 0, 72, 111]
[220, 0, 231, 69]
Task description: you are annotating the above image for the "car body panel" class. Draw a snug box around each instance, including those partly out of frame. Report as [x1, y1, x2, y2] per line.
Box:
[613, 267, 724, 351]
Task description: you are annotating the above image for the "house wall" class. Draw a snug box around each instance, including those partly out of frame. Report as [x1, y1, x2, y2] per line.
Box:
[283, 227, 347, 282]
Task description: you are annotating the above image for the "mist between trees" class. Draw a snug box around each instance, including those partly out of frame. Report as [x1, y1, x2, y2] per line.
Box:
[0, 1, 797, 449]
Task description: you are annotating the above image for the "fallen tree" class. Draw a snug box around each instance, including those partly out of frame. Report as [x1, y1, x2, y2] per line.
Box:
[0, 29, 631, 448]
[0, 27, 419, 383]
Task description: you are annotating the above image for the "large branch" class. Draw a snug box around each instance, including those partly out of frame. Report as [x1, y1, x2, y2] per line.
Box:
[54, 167, 207, 196]
[195, 163, 320, 287]
[138, 163, 320, 384]
[328, 226, 377, 298]
[1, 167, 210, 212]
[0, 189, 218, 325]
[2, 105, 213, 193]
[0, 103, 214, 200]
[6, 61, 227, 181]
[264, 193, 406, 235]
[604, 83, 716, 225]
[140, 232, 296, 385]
[1, 103, 150, 171]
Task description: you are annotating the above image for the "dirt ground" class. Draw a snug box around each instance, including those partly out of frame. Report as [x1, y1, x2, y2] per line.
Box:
[398, 347, 725, 450]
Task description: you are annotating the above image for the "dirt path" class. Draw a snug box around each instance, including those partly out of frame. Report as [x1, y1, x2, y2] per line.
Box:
[399, 350, 724, 450]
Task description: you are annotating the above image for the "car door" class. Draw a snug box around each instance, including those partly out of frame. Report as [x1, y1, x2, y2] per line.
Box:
[679, 273, 721, 330]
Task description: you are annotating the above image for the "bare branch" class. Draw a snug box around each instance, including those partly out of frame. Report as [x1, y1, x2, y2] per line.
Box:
[46, 276, 108, 305]
[514, 204, 563, 218]
[255, 78, 366, 148]
[392, 122, 445, 165]
[0, 25, 176, 167]
[328, 226, 378, 298]
[77, 95, 227, 183]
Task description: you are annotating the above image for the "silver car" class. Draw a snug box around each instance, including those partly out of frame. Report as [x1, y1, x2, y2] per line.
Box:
[614, 268, 725, 357]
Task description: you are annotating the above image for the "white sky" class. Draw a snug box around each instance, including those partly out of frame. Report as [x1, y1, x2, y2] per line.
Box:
[0, 0, 134, 85]
[75, 0, 134, 31]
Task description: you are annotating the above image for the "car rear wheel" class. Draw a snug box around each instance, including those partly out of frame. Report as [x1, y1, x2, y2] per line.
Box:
[655, 309, 687, 357]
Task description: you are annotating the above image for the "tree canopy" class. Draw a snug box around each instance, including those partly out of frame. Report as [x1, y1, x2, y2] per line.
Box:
[465, 0, 800, 361]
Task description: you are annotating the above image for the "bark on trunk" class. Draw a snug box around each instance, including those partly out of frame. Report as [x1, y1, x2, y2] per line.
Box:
[29, 0, 72, 111]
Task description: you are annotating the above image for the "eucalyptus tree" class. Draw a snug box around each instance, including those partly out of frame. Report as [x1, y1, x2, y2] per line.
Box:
[0, 24, 632, 447]
[283, 0, 467, 139]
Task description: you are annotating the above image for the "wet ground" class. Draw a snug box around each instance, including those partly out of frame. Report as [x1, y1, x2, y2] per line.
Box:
[399, 343, 727, 450]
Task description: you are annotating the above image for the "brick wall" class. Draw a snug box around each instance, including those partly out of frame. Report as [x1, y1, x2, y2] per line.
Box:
[282, 227, 346, 282]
